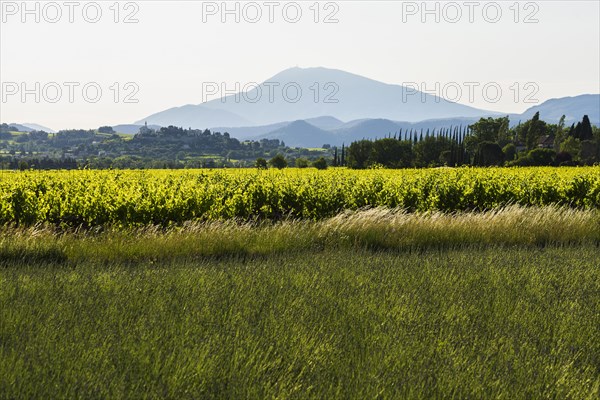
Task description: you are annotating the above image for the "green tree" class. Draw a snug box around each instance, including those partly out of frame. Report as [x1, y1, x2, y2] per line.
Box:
[560, 136, 581, 159]
[528, 148, 556, 166]
[98, 126, 115, 134]
[255, 158, 267, 169]
[476, 142, 504, 166]
[268, 154, 287, 169]
[469, 116, 509, 143]
[526, 112, 546, 150]
[370, 138, 414, 168]
[579, 140, 598, 165]
[295, 158, 309, 168]
[312, 157, 328, 170]
[497, 117, 511, 147]
[554, 115, 566, 152]
[502, 143, 516, 162]
[347, 140, 374, 169]
[414, 136, 451, 167]
[579, 115, 594, 141]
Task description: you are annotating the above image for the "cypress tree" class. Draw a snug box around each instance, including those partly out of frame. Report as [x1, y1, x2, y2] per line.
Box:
[333, 147, 338, 167]
[580, 115, 593, 140]
[574, 122, 582, 140]
[568, 123, 575, 138]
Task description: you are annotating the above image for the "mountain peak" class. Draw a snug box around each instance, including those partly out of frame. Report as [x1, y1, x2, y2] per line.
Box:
[266, 66, 379, 84]
[137, 67, 594, 129]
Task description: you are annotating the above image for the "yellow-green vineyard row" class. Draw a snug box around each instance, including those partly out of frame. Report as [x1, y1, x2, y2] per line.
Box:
[1, 167, 599, 226]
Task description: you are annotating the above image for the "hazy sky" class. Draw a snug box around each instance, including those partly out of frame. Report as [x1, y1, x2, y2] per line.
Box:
[1, 0, 599, 130]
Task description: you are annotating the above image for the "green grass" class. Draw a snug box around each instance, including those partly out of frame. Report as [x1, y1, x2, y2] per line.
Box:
[1, 246, 599, 399]
[1, 207, 599, 398]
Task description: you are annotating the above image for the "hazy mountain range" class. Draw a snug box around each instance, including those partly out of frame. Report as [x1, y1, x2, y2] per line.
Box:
[129, 67, 599, 147]
[9, 67, 599, 148]
[208, 97, 600, 147]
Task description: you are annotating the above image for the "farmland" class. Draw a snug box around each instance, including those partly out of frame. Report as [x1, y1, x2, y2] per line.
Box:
[1, 167, 599, 398]
[1, 167, 599, 226]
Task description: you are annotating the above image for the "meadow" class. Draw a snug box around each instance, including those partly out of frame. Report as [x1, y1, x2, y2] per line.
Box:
[1, 168, 599, 398]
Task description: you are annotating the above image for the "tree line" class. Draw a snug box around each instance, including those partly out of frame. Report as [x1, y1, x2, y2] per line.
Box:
[341, 114, 599, 169]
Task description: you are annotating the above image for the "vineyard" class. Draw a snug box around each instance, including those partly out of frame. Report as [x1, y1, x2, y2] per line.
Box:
[1, 167, 599, 226]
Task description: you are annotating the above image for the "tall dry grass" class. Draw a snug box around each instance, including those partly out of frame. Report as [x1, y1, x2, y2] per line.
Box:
[1, 206, 598, 264]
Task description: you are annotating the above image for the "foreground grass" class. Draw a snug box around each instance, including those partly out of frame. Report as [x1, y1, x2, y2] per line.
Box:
[1, 247, 599, 399]
[1, 208, 599, 398]
[1, 206, 599, 263]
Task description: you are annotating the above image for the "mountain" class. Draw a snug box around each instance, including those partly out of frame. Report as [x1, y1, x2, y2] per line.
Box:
[304, 116, 345, 130]
[211, 115, 345, 140]
[134, 104, 250, 129]
[257, 120, 335, 148]
[332, 119, 405, 142]
[210, 121, 291, 140]
[137, 67, 498, 128]
[133, 67, 598, 147]
[510, 94, 600, 125]
[239, 117, 483, 147]
[208, 94, 598, 147]
[7, 123, 56, 133]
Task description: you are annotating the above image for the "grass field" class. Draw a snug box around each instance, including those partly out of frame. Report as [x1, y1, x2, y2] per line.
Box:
[1, 247, 598, 399]
[1, 207, 599, 398]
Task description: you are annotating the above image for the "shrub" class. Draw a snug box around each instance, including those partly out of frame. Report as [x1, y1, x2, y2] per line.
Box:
[295, 158, 309, 168]
[269, 154, 287, 169]
[312, 157, 328, 170]
[502, 143, 516, 162]
[255, 158, 267, 169]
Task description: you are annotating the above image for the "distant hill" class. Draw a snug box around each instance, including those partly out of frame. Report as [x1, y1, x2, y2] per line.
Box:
[510, 94, 600, 126]
[211, 115, 345, 140]
[232, 95, 599, 147]
[257, 120, 335, 147]
[303, 116, 345, 130]
[332, 119, 406, 143]
[240, 117, 483, 147]
[210, 121, 290, 140]
[7, 123, 56, 133]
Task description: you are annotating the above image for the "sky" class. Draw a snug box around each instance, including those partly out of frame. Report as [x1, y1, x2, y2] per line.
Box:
[1, 0, 599, 130]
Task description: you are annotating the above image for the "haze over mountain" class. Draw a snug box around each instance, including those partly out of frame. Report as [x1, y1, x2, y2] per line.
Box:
[14, 68, 593, 147]
[10, 87, 598, 149]
[211, 95, 600, 147]
[252, 117, 485, 148]
[258, 120, 335, 147]
[7, 123, 56, 133]
[211, 116, 345, 141]
[136, 67, 499, 128]
[508, 94, 600, 125]
[136, 104, 252, 130]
